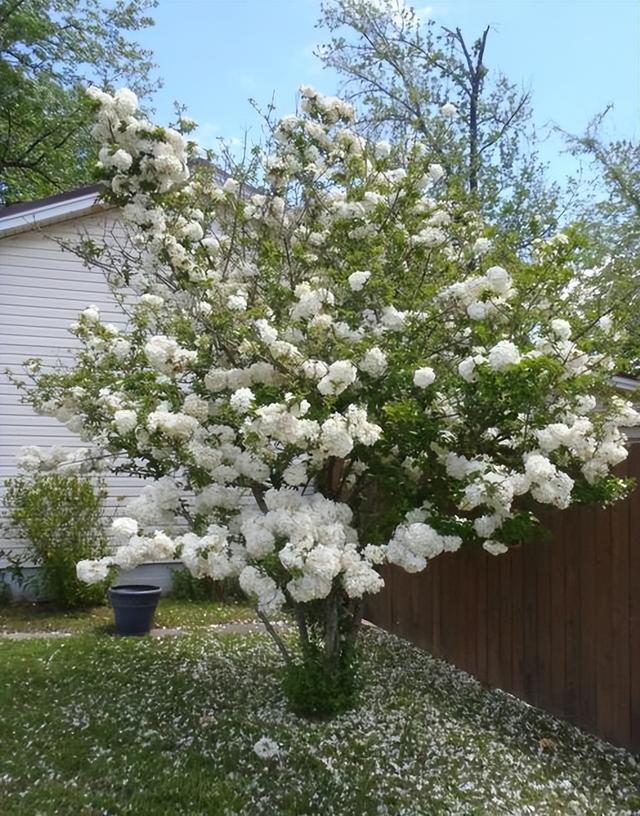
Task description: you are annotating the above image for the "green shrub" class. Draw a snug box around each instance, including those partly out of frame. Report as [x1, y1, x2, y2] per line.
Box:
[1, 474, 108, 608]
[0, 572, 12, 606]
[282, 645, 362, 719]
[170, 567, 243, 603]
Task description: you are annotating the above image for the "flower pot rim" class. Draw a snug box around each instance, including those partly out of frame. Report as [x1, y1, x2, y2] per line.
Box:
[109, 584, 162, 595]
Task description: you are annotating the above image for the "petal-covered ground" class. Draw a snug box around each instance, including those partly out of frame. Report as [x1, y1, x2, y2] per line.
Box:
[1, 627, 638, 815]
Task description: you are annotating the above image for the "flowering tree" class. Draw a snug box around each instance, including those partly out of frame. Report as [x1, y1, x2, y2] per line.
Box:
[14, 85, 639, 713]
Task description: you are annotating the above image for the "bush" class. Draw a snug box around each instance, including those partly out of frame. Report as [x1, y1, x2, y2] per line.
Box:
[1, 474, 108, 608]
[0, 572, 12, 606]
[282, 645, 362, 719]
[170, 568, 243, 603]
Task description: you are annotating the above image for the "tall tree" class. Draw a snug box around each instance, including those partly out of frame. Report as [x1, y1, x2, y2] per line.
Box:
[0, 0, 159, 204]
[317, 0, 559, 247]
[565, 113, 640, 372]
[14, 85, 637, 716]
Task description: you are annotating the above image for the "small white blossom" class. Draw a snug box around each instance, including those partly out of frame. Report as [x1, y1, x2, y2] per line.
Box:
[348, 270, 371, 291]
[230, 387, 255, 414]
[359, 347, 387, 378]
[253, 737, 281, 759]
[414, 367, 436, 388]
[483, 540, 508, 556]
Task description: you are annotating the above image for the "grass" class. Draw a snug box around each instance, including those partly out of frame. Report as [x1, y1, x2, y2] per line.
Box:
[0, 625, 639, 815]
[0, 597, 255, 634]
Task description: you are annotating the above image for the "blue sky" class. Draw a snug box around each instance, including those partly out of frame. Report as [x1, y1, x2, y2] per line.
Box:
[138, 0, 639, 180]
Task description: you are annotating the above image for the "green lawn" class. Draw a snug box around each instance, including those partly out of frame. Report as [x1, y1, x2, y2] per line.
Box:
[0, 598, 255, 634]
[1, 625, 638, 815]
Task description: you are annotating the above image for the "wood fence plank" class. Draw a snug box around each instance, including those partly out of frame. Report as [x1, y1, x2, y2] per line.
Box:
[536, 531, 552, 711]
[511, 544, 525, 700]
[550, 512, 566, 717]
[476, 549, 489, 682]
[447, 552, 461, 668]
[487, 550, 501, 688]
[499, 550, 513, 691]
[463, 548, 477, 674]
[564, 507, 581, 725]
[610, 466, 631, 748]
[432, 557, 442, 658]
[577, 503, 597, 733]
[595, 501, 615, 742]
[522, 538, 539, 704]
[419, 563, 434, 653]
[628, 449, 640, 750]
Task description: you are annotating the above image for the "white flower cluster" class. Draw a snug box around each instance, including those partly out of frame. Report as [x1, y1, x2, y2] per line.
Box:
[16, 445, 102, 475]
[237, 490, 382, 609]
[88, 86, 190, 195]
[125, 477, 182, 528]
[145, 335, 197, 375]
[440, 266, 514, 321]
[388, 519, 462, 573]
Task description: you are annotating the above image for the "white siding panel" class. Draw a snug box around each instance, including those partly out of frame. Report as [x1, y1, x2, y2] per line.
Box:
[0, 210, 147, 560]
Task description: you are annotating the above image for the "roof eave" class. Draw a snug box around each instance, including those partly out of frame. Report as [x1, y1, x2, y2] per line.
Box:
[0, 187, 112, 239]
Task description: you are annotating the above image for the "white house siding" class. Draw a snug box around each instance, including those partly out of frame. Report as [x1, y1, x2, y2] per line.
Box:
[0, 209, 153, 568]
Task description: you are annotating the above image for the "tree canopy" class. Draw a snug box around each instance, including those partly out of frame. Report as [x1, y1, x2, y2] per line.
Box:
[13, 84, 638, 714]
[316, 0, 560, 248]
[0, 0, 158, 204]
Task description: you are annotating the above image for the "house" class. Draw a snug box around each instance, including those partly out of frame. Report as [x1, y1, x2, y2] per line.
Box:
[0, 185, 181, 594]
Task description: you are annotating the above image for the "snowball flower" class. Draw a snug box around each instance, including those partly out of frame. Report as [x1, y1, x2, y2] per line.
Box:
[483, 540, 508, 556]
[138, 293, 164, 309]
[114, 87, 138, 116]
[223, 177, 240, 195]
[147, 410, 199, 440]
[144, 335, 196, 374]
[485, 266, 511, 295]
[239, 566, 284, 615]
[458, 356, 483, 383]
[348, 270, 371, 291]
[110, 149, 132, 171]
[283, 459, 309, 486]
[359, 347, 387, 378]
[111, 517, 139, 542]
[472, 237, 491, 256]
[253, 737, 280, 759]
[427, 163, 445, 183]
[413, 367, 436, 388]
[82, 305, 100, 323]
[550, 318, 572, 341]
[598, 315, 613, 333]
[182, 393, 209, 421]
[230, 387, 255, 414]
[227, 293, 248, 311]
[320, 416, 354, 458]
[301, 359, 329, 380]
[487, 340, 521, 371]
[317, 360, 357, 396]
[114, 409, 137, 434]
[77, 559, 110, 584]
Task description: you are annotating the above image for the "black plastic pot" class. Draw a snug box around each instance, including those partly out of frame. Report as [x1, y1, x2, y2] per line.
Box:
[108, 584, 162, 636]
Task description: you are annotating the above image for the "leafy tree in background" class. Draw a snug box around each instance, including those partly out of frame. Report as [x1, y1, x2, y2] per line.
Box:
[0, 0, 159, 204]
[316, 0, 560, 249]
[564, 113, 640, 373]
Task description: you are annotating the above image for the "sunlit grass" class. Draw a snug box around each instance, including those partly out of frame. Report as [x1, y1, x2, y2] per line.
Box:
[0, 597, 255, 634]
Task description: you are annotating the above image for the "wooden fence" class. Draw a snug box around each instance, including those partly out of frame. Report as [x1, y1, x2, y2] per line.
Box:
[365, 444, 640, 752]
